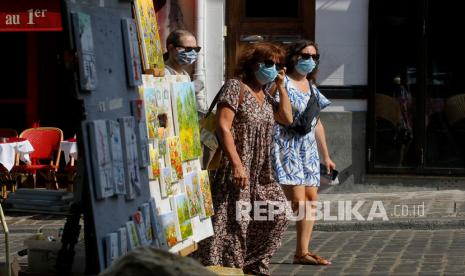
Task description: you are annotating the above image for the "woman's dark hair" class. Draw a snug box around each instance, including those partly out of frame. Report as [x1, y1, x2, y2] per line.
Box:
[234, 42, 286, 82]
[285, 40, 319, 80]
[163, 29, 195, 61]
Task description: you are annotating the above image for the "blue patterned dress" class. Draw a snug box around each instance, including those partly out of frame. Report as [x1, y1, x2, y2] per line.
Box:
[271, 76, 331, 186]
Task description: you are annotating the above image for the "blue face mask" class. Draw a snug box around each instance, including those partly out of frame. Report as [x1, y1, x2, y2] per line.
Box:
[176, 50, 198, 65]
[295, 57, 317, 76]
[254, 63, 278, 85]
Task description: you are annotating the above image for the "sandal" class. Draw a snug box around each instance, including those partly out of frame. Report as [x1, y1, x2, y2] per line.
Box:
[293, 252, 331, 265]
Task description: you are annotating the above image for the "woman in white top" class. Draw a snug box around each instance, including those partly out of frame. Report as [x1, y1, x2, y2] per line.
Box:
[163, 29, 207, 113]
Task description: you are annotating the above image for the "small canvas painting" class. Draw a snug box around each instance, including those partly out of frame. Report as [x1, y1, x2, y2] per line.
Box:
[140, 203, 154, 244]
[183, 172, 202, 218]
[148, 140, 160, 179]
[117, 227, 128, 256]
[88, 120, 114, 199]
[133, 0, 165, 74]
[149, 198, 167, 248]
[171, 82, 202, 161]
[154, 77, 175, 138]
[199, 170, 215, 219]
[158, 211, 178, 247]
[118, 117, 141, 199]
[131, 99, 150, 168]
[171, 194, 193, 241]
[133, 211, 150, 246]
[125, 221, 140, 250]
[107, 120, 126, 195]
[159, 167, 177, 198]
[104, 232, 118, 268]
[121, 18, 143, 87]
[140, 86, 159, 139]
[167, 136, 183, 180]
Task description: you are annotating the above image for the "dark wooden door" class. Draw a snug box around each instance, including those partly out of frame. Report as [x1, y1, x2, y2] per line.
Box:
[226, 0, 315, 78]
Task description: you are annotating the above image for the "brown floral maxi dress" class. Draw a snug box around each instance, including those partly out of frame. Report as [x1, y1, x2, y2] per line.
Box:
[194, 79, 289, 275]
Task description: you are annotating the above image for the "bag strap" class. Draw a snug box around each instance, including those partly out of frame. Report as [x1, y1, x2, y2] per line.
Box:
[205, 80, 246, 117]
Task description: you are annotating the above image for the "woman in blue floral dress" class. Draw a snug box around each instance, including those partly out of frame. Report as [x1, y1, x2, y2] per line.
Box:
[272, 40, 336, 265]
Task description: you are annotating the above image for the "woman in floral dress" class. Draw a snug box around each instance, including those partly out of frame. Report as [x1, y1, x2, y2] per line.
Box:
[194, 42, 293, 275]
[272, 40, 336, 265]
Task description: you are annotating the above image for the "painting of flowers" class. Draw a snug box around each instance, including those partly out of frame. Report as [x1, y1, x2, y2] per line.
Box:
[183, 172, 202, 218]
[133, 0, 165, 74]
[140, 86, 158, 139]
[158, 211, 178, 247]
[160, 167, 177, 197]
[199, 170, 215, 219]
[167, 136, 183, 180]
[171, 82, 202, 161]
[148, 140, 160, 179]
[171, 194, 193, 241]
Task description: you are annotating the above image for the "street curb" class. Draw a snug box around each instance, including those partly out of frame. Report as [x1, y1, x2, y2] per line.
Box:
[287, 219, 465, 231]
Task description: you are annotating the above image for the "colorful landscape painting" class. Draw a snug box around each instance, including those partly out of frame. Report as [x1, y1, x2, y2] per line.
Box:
[171, 82, 202, 161]
[183, 172, 202, 218]
[158, 211, 178, 247]
[171, 194, 193, 240]
[199, 170, 215, 219]
[148, 140, 160, 179]
[134, 0, 165, 73]
[167, 136, 183, 180]
[160, 167, 177, 197]
[140, 86, 159, 139]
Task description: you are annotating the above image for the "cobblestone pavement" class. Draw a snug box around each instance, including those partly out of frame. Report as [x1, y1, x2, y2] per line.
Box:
[271, 229, 465, 276]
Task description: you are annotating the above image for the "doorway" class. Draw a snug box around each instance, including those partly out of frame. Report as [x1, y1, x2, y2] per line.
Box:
[225, 0, 315, 78]
[368, 0, 465, 174]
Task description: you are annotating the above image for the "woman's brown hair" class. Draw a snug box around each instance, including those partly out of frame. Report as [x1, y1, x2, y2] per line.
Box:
[234, 42, 286, 82]
[285, 40, 319, 80]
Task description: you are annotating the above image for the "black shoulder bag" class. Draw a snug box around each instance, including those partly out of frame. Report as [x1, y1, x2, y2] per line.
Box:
[286, 81, 321, 135]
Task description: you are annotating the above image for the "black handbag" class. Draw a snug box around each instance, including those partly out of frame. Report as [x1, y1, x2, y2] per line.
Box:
[287, 81, 321, 135]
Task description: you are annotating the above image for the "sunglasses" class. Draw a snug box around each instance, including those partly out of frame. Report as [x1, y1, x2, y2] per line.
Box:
[174, 45, 202, 53]
[299, 53, 320, 61]
[263, 59, 284, 70]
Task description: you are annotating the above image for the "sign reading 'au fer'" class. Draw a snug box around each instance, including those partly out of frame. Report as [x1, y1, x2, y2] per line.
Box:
[0, 0, 62, 32]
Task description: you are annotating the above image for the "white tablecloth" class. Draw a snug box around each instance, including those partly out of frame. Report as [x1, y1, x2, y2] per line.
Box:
[60, 141, 78, 164]
[0, 140, 34, 171]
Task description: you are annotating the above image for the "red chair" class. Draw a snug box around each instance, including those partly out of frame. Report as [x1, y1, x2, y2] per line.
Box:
[13, 127, 63, 189]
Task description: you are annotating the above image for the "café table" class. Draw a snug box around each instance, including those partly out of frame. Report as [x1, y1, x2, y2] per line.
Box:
[0, 137, 34, 171]
[60, 138, 78, 164]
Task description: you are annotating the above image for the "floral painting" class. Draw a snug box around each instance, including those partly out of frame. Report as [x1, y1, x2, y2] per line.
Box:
[158, 211, 178, 247]
[167, 136, 183, 180]
[171, 82, 202, 161]
[140, 86, 159, 139]
[199, 170, 214, 219]
[134, 0, 165, 74]
[160, 167, 177, 197]
[183, 172, 202, 218]
[149, 140, 160, 179]
[171, 194, 193, 240]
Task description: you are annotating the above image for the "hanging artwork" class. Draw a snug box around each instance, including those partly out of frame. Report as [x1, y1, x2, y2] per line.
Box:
[131, 99, 150, 168]
[158, 211, 178, 247]
[154, 77, 175, 138]
[199, 170, 214, 219]
[140, 85, 159, 139]
[133, 0, 165, 74]
[171, 82, 202, 161]
[171, 193, 193, 241]
[104, 232, 119, 267]
[183, 172, 202, 218]
[125, 220, 140, 250]
[148, 140, 160, 180]
[149, 198, 167, 249]
[121, 18, 143, 87]
[140, 203, 154, 245]
[166, 136, 183, 181]
[71, 12, 98, 91]
[133, 210, 150, 246]
[106, 120, 126, 195]
[88, 120, 114, 199]
[159, 167, 177, 198]
[118, 117, 141, 199]
[117, 227, 128, 256]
